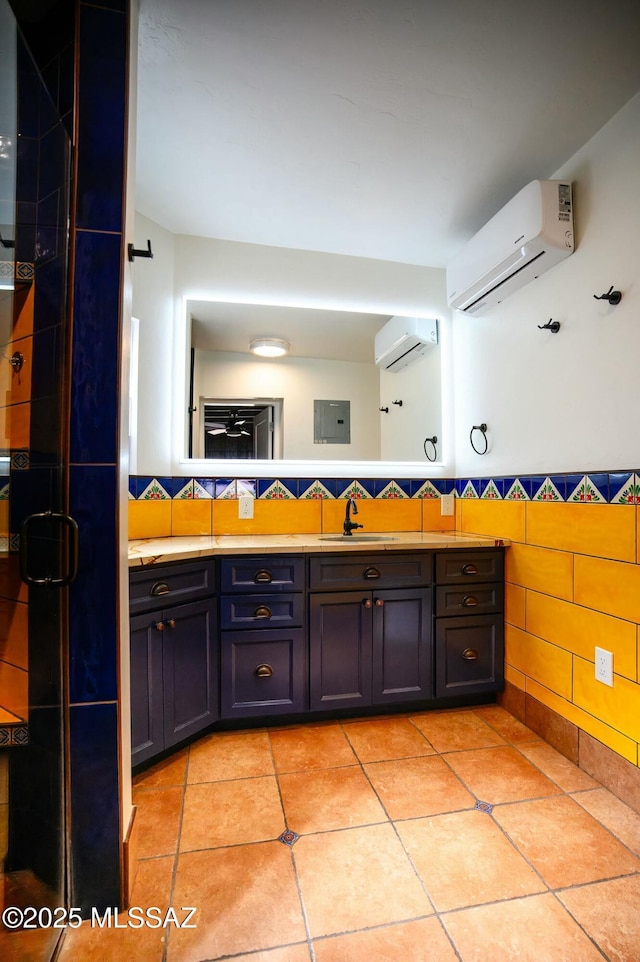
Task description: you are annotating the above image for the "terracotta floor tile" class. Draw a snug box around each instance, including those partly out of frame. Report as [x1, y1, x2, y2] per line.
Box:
[396, 810, 545, 911]
[313, 917, 459, 962]
[58, 857, 174, 962]
[229, 946, 311, 962]
[187, 730, 274, 782]
[572, 787, 640, 856]
[519, 740, 599, 792]
[475, 705, 539, 743]
[444, 745, 562, 803]
[269, 724, 357, 772]
[442, 892, 607, 962]
[168, 842, 306, 960]
[180, 775, 284, 851]
[364, 755, 475, 820]
[131, 786, 183, 858]
[493, 794, 640, 888]
[279, 766, 387, 833]
[294, 823, 432, 937]
[558, 875, 640, 962]
[409, 710, 506, 752]
[133, 747, 188, 790]
[343, 717, 435, 762]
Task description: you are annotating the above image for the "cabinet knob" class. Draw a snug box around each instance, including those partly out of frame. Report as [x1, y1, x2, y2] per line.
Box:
[363, 566, 381, 580]
[150, 581, 170, 596]
[362, 598, 372, 608]
[166, 619, 176, 628]
[374, 597, 384, 607]
[254, 569, 273, 584]
[461, 563, 478, 576]
[462, 595, 479, 607]
[253, 605, 272, 620]
[255, 664, 273, 678]
[154, 621, 165, 631]
[461, 648, 479, 661]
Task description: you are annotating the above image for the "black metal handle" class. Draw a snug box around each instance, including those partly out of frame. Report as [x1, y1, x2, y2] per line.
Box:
[363, 567, 381, 580]
[19, 511, 79, 587]
[151, 581, 170, 596]
[254, 569, 273, 583]
[253, 605, 272, 619]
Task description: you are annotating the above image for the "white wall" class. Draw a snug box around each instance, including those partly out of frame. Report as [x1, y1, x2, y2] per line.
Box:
[194, 350, 381, 460]
[453, 92, 640, 477]
[379, 342, 442, 462]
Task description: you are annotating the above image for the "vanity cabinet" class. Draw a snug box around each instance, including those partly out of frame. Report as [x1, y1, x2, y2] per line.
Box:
[434, 550, 504, 697]
[219, 555, 307, 718]
[129, 559, 218, 765]
[308, 554, 433, 711]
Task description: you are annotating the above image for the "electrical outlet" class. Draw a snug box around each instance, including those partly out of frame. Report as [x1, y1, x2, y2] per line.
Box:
[595, 646, 613, 687]
[440, 494, 454, 516]
[238, 495, 254, 519]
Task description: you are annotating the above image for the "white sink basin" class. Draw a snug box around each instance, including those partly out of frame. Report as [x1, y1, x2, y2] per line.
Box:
[319, 534, 398, 542]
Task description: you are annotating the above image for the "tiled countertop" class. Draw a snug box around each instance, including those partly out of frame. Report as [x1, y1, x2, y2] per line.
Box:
[128, 531, 508, 567]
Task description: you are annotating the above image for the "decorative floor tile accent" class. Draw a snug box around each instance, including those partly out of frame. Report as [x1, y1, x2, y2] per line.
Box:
[140, 478, 171, 500]
[532, 477, 564, 502]
[260, 480, 297, 499]
[300, 480, 335, 499]
[412, 479, 441, 499]
[279, 829, 300, 847]
[474, 800, 493, 814]
[504, 478, 530, 500]
[568, 475, 606, 503]
[611, 472, 640, 504]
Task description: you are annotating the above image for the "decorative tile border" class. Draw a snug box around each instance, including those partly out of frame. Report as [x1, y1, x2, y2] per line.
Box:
[128, 471, 640, 504]
[0, 723, 29, 747]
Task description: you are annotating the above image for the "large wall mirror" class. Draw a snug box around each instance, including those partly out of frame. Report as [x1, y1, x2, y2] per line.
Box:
[186, 298, 443, 467]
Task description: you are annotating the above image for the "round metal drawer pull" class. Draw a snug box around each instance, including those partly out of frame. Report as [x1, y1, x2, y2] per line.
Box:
[461, 563, 478, 576]
[255, 664, 273, 678]
[375, 597, 384, 607]
[462, 595, 479, 607]
[462, 648, 479, 661]
[166, 619, 176, 628]
[363, 566, 381, 580]
[254, 605, 272, 619]
[150, 581, 170, 596]
[154, 621, 165, 631]
[362, 598, 372, 608]
[254, 569, 273, 583]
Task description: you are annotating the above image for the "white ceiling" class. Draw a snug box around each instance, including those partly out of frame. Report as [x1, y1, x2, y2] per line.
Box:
[136, 0, 640, 270]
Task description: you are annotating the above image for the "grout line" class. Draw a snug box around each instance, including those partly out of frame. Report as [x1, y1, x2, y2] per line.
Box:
[160, 743, 191, 962]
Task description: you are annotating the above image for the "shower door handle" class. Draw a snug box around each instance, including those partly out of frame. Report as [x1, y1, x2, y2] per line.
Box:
[19, 511, 79, 587]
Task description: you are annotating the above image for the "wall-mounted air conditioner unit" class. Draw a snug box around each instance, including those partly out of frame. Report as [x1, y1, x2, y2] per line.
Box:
[446, 180, 574, 316]
[374, 316, 438, 372]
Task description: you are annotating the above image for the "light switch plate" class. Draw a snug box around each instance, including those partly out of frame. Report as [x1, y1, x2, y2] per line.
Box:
[440, 494, 454, 516]
[238, 495, 254, 519]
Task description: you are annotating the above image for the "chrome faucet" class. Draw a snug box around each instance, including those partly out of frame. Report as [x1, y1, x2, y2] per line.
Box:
[343, 497, 363, 536]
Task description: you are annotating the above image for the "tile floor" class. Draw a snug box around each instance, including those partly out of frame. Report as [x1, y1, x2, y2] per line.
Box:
[61, 706, 640, 961]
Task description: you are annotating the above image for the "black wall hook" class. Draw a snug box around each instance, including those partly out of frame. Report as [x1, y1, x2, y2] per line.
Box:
[392, 399, 403, 406]
[379, 406, 389, 413]
[538, 318, 561, 333]
[593, 285, 622, 305]
[128, 239, 154, 262]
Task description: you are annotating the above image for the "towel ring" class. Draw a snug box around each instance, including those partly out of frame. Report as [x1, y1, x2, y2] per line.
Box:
[470, 423, 488, 456]
[423, 436, 438, 462]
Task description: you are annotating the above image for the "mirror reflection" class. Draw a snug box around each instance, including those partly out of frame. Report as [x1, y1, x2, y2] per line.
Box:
[188, 299, 442, 462]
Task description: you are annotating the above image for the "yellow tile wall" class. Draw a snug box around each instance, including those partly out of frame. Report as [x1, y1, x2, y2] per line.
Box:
[459, 497, 640, 768]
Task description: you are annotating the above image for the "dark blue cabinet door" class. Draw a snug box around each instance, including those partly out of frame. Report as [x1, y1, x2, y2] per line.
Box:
[220, 628, 306, 717]
[129, 613, 164, 765]
[161, 599, 218, 748]
[309, 591, 373, 711]
[435, 614, 503, 696]
[372, 588, 433, 703]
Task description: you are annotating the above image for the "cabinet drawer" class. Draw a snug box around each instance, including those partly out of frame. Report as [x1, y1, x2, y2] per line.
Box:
[220, 555, 304, 592]
[220, 593, 304, 630]
[436, 582, 503, 617]
[130, 559, 216, 613]
[309, 552, 432, 590]
[220, 628, 306, 717]
[435, 550, 503, 585]
[435, 615, 504, 697]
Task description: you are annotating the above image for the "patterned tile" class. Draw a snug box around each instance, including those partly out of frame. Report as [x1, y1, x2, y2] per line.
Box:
[610, 472, 640, 504]
[375, 479, 410, 499]
[0, 724, 29, 746]
[216, 479, 237, 499]
[480, 478, 503, 499]
[568, 475, 607, 503]
[194, 478, 215, 499]
[174, 479, 194, 499]
[532, 476, 564, 502]
[459, 479, 479, 499]
[337, 480, 374, 499]
[300, 480, 335, 499]
[504, 478, 530, 501]
[279, 829, 300, 847]
[412, 479, 441, 499]
[236, 479, 257, 497]
[139, 477, 171, 500]
[429, 478, 455, 495]
[259, 480, 297, 500]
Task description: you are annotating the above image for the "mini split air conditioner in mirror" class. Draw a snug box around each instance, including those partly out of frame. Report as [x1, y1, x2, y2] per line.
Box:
[446, 180, 574, 316]
[374, 316, 439, 372]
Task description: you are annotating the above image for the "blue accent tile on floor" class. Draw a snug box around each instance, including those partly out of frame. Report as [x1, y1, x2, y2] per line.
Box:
[279, 829, 300, 846]
[474, 800, 493, 814]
